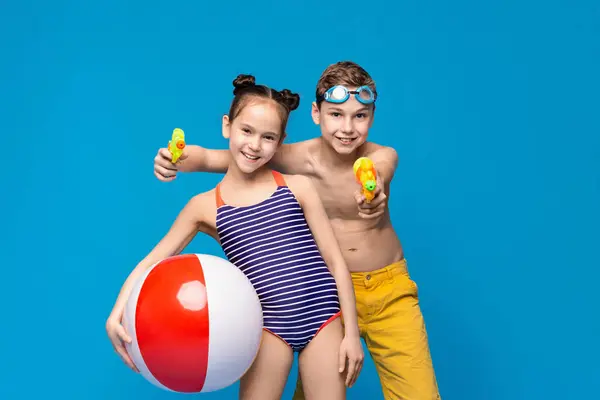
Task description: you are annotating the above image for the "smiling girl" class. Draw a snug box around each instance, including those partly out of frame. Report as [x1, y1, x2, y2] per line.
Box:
[106, 75, 364, 399]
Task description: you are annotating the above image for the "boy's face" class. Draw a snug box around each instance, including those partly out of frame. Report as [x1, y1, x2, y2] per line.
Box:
[311, 88, 374, 155]
[222, 100, 284, 174]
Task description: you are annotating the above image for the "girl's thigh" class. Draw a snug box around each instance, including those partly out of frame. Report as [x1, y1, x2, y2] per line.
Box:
[298, 318, 346, 400]
[239, 330, 294, 400]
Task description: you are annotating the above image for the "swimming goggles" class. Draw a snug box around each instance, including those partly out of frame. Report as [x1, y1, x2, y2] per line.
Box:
[318, 85, 376, 105]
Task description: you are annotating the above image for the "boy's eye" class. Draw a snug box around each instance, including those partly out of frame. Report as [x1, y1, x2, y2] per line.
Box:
[242, 128, 251, 133]
[356, 113, 366, 119]
[331, 112, 341, 117]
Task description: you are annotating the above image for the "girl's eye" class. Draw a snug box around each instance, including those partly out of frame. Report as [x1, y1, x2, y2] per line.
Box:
[331, 112, 341, 117]
[242, 128, 251, 134]
[265, 136, 275, 141]
[356, 113, 366, 119]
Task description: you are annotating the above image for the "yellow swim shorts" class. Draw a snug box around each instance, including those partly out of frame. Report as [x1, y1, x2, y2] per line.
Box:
[293, 259, 441, 400]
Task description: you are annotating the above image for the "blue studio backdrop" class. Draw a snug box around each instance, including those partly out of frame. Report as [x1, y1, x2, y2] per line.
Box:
[1, 1, 598, 399]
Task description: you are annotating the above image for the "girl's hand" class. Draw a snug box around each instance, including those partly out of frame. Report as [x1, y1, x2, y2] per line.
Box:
[106, 316, 139, 372]
[338, 334, 364, 387]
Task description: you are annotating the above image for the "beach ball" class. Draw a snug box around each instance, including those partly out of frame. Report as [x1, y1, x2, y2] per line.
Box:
[123, 253, 263, 393]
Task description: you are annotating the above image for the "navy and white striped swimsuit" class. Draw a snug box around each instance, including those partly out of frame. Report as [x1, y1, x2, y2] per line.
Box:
[215, 170, 341, 352]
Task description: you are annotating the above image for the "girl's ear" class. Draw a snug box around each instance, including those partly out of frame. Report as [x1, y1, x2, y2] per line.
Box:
[222, 115, 231, 139]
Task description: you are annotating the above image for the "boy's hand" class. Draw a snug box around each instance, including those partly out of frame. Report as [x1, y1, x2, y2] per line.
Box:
[153, 147, 188, 182]
[355, 174, 387, 219]
[106, 317, 139, 373]
[338, 334, 364, 387]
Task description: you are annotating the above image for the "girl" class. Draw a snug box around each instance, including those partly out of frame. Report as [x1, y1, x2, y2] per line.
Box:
[106, 75, 364, 399]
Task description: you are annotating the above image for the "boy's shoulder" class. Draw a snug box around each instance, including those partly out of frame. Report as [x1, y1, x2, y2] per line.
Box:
[271, 138, 320, 175]
[361, 141, 399, 168]
[360, 141, 398, 159]
[359, 141, 399, 183]
[280, 137, 320, 156]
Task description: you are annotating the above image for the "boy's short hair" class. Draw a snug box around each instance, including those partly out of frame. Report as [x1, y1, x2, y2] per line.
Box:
[315, 61, 377, 106]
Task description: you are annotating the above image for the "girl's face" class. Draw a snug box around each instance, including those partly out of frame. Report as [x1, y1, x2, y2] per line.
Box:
[223, 100, 285, 174]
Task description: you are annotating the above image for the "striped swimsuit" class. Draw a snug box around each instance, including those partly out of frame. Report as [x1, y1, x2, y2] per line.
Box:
[215, 170, 341, 352]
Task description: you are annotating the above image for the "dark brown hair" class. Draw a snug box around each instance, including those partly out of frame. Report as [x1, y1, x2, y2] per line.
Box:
[315, 61, 377, 107]
[228, 74, 300, 133]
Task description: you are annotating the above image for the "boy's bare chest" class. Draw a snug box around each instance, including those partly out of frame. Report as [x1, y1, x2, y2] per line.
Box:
[309, 170, 360, 219]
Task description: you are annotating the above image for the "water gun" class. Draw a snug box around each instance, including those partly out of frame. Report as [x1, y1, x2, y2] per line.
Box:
[353, 157, 377, 203]
[168, 128, 186, 163]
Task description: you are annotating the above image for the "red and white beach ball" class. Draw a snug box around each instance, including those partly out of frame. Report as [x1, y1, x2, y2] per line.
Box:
[123, 253, 263, 393]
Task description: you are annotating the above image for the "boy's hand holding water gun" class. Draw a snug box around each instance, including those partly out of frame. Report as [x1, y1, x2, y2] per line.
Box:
[353, 156, 388, 220]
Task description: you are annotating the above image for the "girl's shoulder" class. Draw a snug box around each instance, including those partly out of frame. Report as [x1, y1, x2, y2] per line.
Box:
[188, 188, 217, 205]
[278, 173, 315, 203]
[183, 189, 218, 217]
[184, 189, 218, 230]
[279, 173, 310, 187]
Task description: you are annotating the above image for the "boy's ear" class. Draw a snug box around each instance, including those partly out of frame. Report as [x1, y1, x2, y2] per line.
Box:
[311, 102, 321, 125]
[222, 115, 231, 139]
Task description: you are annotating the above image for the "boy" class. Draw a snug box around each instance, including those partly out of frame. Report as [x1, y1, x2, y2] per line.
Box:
[153, 61, 441, 400]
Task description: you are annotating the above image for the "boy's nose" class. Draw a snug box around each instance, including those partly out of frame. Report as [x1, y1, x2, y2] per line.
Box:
[342, 118, 354, 133]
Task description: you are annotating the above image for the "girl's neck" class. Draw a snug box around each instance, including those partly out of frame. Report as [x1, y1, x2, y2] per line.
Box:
[218, 161, 278, 208]
[221, 161, 273, 188]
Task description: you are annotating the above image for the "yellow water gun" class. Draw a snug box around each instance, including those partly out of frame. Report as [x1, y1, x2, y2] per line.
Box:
[168, 128, 186, 163]
[353, 157, 377, 202]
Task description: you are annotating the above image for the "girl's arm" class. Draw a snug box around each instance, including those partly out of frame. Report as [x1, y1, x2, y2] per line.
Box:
[106, 192, 212, 327]
[287, 174, 363, 385]
[287, 175, 361, 337]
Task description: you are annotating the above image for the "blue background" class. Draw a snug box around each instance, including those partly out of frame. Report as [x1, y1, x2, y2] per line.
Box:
[1, 0, 598, 399]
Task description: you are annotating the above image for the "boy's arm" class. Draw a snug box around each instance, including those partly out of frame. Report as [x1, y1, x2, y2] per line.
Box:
[154, 145, 231, 181]
[267, 141, 312, 175]
[368, 145, 399, 187]
[174, 145, 231, 173]
[154, 141, 312, 182]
